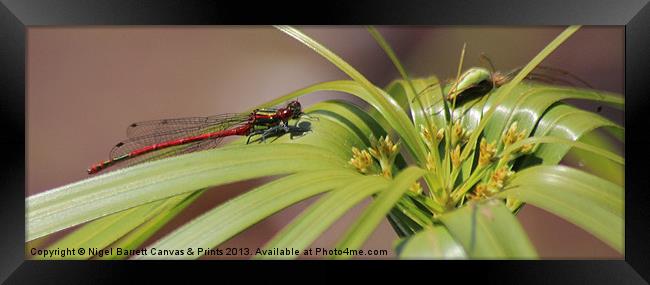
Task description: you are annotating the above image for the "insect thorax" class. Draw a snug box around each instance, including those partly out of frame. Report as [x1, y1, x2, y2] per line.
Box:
[253, 109, 280, 126]
[253, 124, 271, 131]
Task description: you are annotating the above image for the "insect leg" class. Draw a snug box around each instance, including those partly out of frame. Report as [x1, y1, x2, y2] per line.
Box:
[247, 129, 266, 144]
[526, 73, 576, 86]
[258, 125, 286, 143]
[535, 65, 593, 88]
[479, 53, 497, 74]
[286, 125, 310, 133]
[410, 81, 441, 103]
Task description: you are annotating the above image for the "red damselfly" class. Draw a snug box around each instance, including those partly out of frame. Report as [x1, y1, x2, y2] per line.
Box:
[87, 101, 310, 174]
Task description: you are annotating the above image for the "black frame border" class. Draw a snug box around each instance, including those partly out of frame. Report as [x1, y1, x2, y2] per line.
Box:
[1, 0, 649, 283]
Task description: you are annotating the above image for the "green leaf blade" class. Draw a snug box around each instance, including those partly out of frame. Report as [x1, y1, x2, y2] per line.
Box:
[40, 193, 193, 260]
[27, 144, 347, 241]
[439, 200, 538, 259]
[256, 175, 387, 260]
[135, 169, 362, 259]
[97, 190, 205, 260]
[395, 226, 467, 259]
[333, 167, 426, 259]
[275, 26, 428, 173]
[499, 165, 623, 253]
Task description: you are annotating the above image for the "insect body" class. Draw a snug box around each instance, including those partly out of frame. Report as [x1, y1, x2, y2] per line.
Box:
[447, 56, 592, 103]
[412, 55, 515, 106]
[415, 64, 590, 108]
[87, 101, 308, 174]
[446, 67, 511, 102]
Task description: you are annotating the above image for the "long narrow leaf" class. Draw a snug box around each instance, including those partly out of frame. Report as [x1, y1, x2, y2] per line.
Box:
[504, 136, 624, 165]
[256, 175, 388, 259]
[135, 169, 362, 259]
[439, 200, 538, 258]
[499, 165, 623, 253]
[367, 26, 438, 133]
[484, 84, 623, 146]
[395, 226, 467, 259]
[41, 193, 192, 260]
[461, 26, 581, 162]
[333, 167, 425, 259]
[563, 131, 624, 185]
[27, 143, 347, 241]
[275, 26, 428, 170]
[97, 190, 205, 260]
[523, 103, 623, 166]
[308, 100, 387, 147]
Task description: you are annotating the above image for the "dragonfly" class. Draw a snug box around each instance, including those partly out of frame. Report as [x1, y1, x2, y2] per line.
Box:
[87, 100, 310, 174]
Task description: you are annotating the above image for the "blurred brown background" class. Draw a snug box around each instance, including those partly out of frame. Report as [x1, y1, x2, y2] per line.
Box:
[27, 26, 623, 259]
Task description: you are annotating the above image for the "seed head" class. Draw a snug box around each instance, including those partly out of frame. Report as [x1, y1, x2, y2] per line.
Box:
[368, 147, 379, 158]
[468, 183, 490, 201]
[503, 122, 519, 146]
[368, 135, 400, 178]
[426, 152, 436, 172]
[370, 135, 399, 159]
[420, 125, 434, 147]
[503, 121, 528, 148]
[517, 129, 527, 141]
[489, 167, 514, 190]
[478, 138, 497, 167]
[349, 147, 374, 174]
[409, 181, 423, 195]
[451, 144, 462, 169]
[436, 129, 445, 141]
[451, 121, 464, 146]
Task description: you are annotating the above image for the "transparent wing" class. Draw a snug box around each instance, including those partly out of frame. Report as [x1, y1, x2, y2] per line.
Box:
[126, 113, 248, 139]
[109, 114, 249, 159]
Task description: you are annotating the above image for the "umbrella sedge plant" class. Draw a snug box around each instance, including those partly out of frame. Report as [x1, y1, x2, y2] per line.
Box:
[26, 25, 624, 259]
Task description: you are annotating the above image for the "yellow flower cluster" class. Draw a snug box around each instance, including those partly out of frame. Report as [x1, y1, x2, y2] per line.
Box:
[426, 152, 436, 172]
[468, 183, 489, 201]
[502, 121, 526, 146]
[369, 135, 399, 161]
[409, 181, 423, 195]
[451, 121, 468, 147]
[436, 129, 445, 141]
[502, 121, 534, 154]
[420, 125, 435, 147]
[467, 166, 514, 201]
[369, 136, 400, 178]
[349, 147, 373, 174]
[349, 135, 400, 178]
[489, 167, 514, 190]
[478, 138, 497, 168]
[451, 145, 461, 169]
[420, 125, 444, 150]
